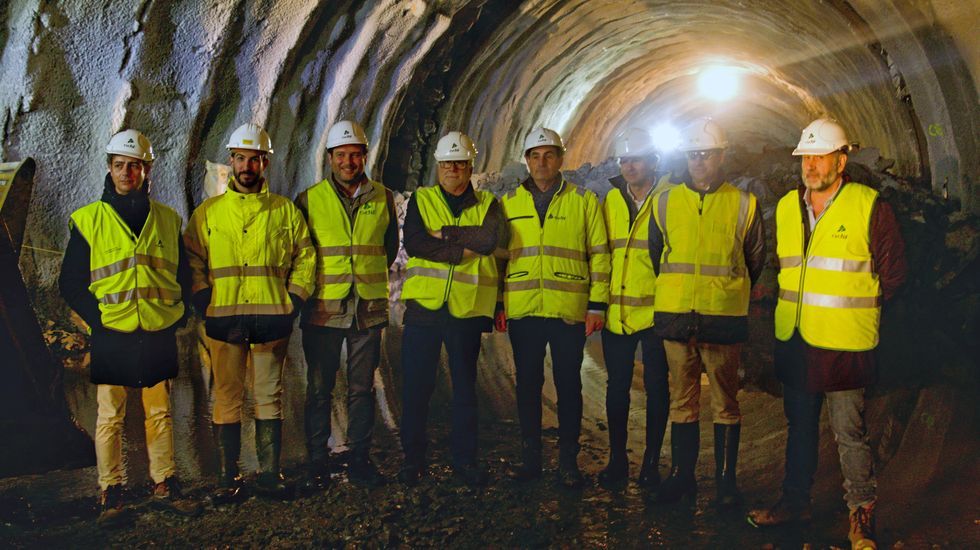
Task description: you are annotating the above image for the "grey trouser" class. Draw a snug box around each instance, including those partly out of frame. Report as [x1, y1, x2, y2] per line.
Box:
[302, 326, 382, 461]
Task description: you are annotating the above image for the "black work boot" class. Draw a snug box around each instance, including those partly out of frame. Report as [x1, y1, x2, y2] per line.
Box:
[637, 448, 662, 492]
[348, 449, 385, 487]
[714, 423, 742, 508]
[398, 455, 425, 487]
[211, 423, 244, 505]
[510, 438, 542, 482]
[557, 443, 583, 489]
[299, 456, 331, 495]
[653, 422, 700, 504]
[254, 419, 294, 500]
[597, 451, 629, 487]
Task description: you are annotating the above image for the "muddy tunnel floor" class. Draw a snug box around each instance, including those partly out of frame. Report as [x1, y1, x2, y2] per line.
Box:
[1, 327, 978, 548]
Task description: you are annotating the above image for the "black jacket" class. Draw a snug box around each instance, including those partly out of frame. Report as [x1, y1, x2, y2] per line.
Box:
[59, 175, 192, 387]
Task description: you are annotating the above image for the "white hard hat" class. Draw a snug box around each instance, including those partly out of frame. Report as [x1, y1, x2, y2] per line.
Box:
[326, 120, 369, 150]
[793, 118, 849, 155]
[614, 128, 656, 158]
[106, 129, 155, 162]
[434, 131, 478, 162]
[226, 123, 273, 154]
[523, 127, 565, 155]
[678, 118, 728, 152]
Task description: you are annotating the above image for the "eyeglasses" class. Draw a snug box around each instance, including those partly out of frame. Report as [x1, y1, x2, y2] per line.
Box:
[686, 150, 721, 161]
[438, 160, 470, 169]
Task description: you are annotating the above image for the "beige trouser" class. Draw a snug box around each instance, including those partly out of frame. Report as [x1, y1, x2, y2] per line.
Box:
[664, 339, 742, 424]
[208, 336, 290, 424]
[95, 381, 175, 490]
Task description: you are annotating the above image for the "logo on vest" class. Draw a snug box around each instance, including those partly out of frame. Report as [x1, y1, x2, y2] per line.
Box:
[156, 238, 164, 248]
[546, 213, 566, 221]
[832, 224, 848, 240]
[360, 202, 377, 215]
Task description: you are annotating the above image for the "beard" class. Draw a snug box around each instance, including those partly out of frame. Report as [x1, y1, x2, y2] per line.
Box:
[235, 169, 261, 188]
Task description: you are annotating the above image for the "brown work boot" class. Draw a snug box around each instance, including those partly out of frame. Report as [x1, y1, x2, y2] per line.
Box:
[848, 502, 877, 550]
[97, 484, 132, 528]
[151, 476, 203, 517]
[746, 496, 812, 527]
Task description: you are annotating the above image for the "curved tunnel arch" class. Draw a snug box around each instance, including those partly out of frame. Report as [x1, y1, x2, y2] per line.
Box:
[423, 0, 936, 180]
[0, 1, 977, 542]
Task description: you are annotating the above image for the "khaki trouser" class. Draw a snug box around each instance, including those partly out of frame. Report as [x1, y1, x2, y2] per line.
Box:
[664, 339, 741, 424]
[208, 336, 290, 424]
[95, 381, 175, 490]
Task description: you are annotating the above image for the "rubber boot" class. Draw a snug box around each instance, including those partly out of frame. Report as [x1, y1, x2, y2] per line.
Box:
[211, 423, 244, 505]
[254, 419, 294, 500]
[714, 423, 742, 508]
[510, 438, 542, 482]
[653, 422, 699, 504]
[637, 448, 662, 492]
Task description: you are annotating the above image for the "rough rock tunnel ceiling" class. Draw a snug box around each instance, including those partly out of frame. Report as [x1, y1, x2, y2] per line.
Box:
[0, 1, 977, 292]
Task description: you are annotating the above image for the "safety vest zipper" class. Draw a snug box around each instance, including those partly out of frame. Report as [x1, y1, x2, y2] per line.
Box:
[691, 192, 705, 311]
[108, 205, 144, 331]
[539, 181, 565, 295]
[438, 192, 462, 306]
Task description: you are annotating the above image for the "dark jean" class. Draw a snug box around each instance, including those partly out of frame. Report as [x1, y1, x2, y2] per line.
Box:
[400, 322, 484, 468]
[508, 317, 586, 458]
[600, 328, 669, 459]
[302, 326, 382, 462]
[782, 383, 877, 509]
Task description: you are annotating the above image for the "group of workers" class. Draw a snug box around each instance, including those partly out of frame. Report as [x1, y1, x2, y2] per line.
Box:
[58, 114, 905, 550]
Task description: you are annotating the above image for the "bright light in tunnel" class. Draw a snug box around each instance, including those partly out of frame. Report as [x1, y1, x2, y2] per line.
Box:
[650, 123, 681, 151]
[698, 66, 740, 101]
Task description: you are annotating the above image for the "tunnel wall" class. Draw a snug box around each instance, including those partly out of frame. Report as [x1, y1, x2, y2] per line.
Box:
[0, 0, 975, 315]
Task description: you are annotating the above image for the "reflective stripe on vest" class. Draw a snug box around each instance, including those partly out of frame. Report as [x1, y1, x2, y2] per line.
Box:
[306, 179, 390, 306]
[774, 183, 881, 351]
[400, 186, 498, 318]
[652, 182, 755, 316]
[603, 178, 675, 335]
[70, 200, 184, 332]
[501, 180, 609, 321]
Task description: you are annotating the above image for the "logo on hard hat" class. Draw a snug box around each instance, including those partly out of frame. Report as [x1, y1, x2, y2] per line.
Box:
[538, 134, 546, 142]
[450, 143, 459, 151]
[343, 130, 352, 137]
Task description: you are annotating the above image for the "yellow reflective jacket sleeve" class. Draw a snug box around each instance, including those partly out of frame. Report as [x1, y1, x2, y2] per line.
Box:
[286, 206, 316, 301]
[183, 203, 211, 295]
[585, 190, 611, 307]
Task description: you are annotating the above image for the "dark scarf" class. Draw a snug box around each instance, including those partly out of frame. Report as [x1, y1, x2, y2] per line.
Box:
[101, 173, 151, 237]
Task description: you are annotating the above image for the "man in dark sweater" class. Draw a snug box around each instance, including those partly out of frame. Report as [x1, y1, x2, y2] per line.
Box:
[748, 119, 907, 550]
[59, 129, 199, 526]
[397, 131, 507, 486]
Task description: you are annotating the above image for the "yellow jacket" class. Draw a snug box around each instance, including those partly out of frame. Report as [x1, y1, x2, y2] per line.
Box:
[501, 180, 610, 322]
[184, 180, 316, 318]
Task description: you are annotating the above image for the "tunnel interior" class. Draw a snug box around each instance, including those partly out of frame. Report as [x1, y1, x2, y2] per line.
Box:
[0, 0, 977, 547]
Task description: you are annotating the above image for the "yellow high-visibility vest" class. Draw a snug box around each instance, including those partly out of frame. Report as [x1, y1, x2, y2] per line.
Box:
[401, 186, 498, 318]
[70, 200, 184, 332]
[184, 180, 316, 317]
[501, 180, 610, 322]
[604, 176, 676, 334]
[304, 179, 390, 316]
[652, 182, 756, 317]
[774, 183, 881, 351]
